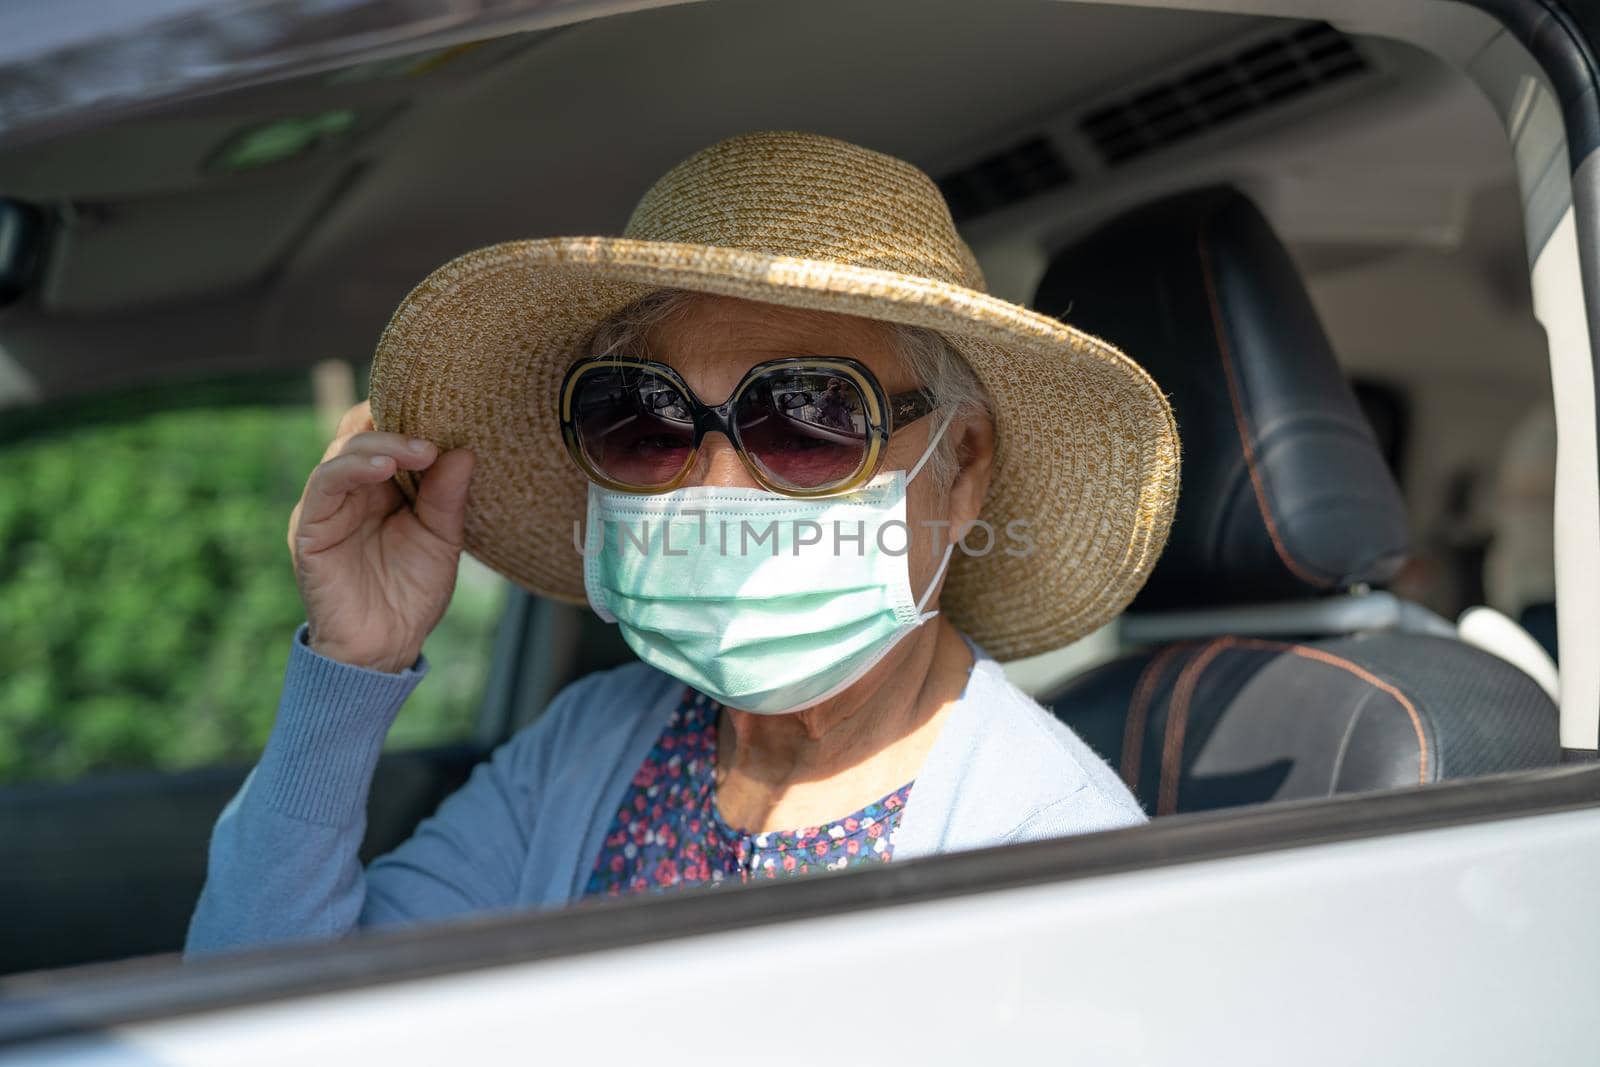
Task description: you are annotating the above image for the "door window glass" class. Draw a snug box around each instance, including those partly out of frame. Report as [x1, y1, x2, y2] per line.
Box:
[0, 369, 506, 785]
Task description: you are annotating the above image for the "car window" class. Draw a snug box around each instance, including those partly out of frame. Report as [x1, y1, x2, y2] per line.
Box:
[0, 367, 507, 786]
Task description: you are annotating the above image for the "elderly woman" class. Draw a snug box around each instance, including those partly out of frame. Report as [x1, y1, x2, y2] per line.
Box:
[186, 132, 1177, 955]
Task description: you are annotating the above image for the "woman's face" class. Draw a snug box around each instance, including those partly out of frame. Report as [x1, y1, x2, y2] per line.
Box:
[640, 294, 993, 605]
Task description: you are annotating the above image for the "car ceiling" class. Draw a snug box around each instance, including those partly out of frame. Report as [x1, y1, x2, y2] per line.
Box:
[0, 0, 1547, 418]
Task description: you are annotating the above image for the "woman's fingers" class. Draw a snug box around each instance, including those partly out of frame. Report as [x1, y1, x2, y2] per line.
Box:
[323, 429, 437, 466]
[298, 450, 405, 531]
[411, 448, 475, 548]
[292, 408, 468, 567]
[294, 440, 469, 556]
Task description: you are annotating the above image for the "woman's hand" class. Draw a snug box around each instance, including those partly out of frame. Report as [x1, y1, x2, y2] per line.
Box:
[288, 400, 476, 673]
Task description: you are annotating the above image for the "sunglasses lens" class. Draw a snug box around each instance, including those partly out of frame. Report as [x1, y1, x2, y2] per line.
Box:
[571, 365, 696, 488]
[735, 371, 871, 490]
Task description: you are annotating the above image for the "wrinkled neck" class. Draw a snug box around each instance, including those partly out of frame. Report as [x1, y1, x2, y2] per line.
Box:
[714, 618, 972, 818]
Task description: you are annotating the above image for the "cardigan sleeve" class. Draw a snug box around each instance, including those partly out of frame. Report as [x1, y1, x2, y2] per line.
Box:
[183, 624, 540, 958]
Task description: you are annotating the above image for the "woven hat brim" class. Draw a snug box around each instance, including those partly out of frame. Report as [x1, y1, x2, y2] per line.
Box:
[369, 237, 1179, 661]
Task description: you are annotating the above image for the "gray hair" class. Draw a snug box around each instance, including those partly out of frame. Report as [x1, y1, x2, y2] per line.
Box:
[585, 289, 989, 488]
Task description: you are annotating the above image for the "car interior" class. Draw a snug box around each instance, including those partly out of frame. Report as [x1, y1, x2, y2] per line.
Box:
[1035, 185, 1557, 814]
[0, 0, 1569, 975]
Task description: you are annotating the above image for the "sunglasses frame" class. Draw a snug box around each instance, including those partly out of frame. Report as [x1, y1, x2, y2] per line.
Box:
[558, 355, 937, 497]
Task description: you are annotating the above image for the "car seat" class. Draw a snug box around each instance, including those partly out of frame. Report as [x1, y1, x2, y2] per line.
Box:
[1034, 186, 1559, 816]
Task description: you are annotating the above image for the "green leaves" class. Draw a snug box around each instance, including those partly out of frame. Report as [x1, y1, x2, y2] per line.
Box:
[0, 403, 503, 785]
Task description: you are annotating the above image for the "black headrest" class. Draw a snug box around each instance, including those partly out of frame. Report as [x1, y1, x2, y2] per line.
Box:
[1035, 187, 1409, 609]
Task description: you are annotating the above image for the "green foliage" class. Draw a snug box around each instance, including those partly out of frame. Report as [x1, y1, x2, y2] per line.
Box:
[0, 402, 503, 785]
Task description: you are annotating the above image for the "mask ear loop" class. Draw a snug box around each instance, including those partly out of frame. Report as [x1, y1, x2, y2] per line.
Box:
[904, 404, 960, 616]
[905, 405, 959, 486]
[916, 542, 956, 615]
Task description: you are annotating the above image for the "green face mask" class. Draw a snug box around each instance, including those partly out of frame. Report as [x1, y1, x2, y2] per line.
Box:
[582, 428, 954, 714]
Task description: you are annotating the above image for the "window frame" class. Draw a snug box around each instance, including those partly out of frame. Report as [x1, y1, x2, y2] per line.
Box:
[1, 0, 1598, 1042]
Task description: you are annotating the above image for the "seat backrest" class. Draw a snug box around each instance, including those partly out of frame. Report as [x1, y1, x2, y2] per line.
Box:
[1034, 187, 1558, 812]
[1037, 185, 1410, 611]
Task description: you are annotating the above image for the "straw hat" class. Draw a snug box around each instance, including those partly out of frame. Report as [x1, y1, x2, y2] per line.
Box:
[368, 131, 1179, 661]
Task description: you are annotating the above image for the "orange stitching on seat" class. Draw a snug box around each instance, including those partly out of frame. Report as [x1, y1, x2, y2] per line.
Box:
[1195, 229, 1334, 589]
[1225, 638, 1430, 786]
[1281, 644, 1430, 784]
[1123, 643, 1190, 793]
[1158, 638, 1236, 815]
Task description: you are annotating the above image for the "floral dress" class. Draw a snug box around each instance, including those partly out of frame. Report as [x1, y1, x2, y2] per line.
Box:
[584, 688, 914, 899]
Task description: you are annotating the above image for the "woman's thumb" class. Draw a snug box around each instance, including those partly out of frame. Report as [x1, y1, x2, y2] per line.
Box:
[412, 448, 475, 548]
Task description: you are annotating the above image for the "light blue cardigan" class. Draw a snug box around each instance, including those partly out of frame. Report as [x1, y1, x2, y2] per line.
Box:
[185, 623, 1146, 958]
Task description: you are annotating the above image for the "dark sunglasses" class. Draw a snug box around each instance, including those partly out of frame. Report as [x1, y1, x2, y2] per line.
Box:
[558, 355, 936, 496]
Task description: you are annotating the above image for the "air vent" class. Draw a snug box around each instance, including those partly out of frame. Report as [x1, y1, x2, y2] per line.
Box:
[936, 136, 1073, 224]
[1080, 23, 1368, 166]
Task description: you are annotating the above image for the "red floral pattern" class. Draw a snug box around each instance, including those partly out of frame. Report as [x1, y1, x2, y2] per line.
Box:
[584, 689, 914, 899]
